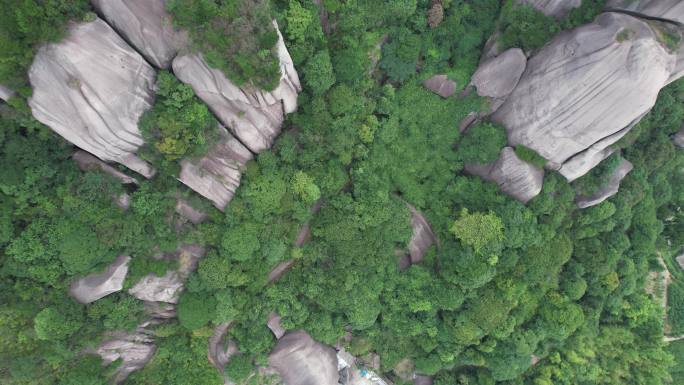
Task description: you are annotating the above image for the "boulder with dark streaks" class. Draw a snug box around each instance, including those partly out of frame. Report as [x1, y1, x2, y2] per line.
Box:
[268, 330, 339, 385]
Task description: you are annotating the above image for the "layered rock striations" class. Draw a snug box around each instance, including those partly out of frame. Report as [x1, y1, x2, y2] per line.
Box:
[465, 147, 544, 204]
[268, 330, 339, 385]
[178, 127, 253, 210]
[91, 0, 181, 69]
[172, 23, 301, 153]
[492, 13, 679, 182]
[28, 18, 156, 178]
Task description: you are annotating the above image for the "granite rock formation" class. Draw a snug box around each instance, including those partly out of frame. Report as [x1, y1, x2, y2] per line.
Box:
[91, 0, 181, 68]
[28, 18, 156, 178]
[268, 330, 339, 385]
[422, 75, 456, 98]
[673, 125, 684, 147]
[69, 255, 131, 304]
[492, 13, 679, 182]
[576, 158, 633, 208]
[129, 245, 204, 303]
[172, 22, 301, 153]
[465, 147, 544, 204]
[516, 0, 582, 17]
[0, 85, 13, 101]
[471, 48, 527, 113]
[95, 327, 156, 383]
[606, 0, 684, 24]
[404, 204, 437, 267]
[178, 128, 253, 210]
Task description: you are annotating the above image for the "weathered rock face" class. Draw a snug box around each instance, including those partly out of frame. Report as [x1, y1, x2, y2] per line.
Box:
[516, 0, 582, 17]
[471, 48, 527, 114]
[69, 255, 131, 304]
[606, 0, 684, 24]
[267, 312, 286, 340]
[96, 328, 156, 383]
[208, 321, 238, 371]
[91, 0, 180, 69]
[0, 85, 13, 101]
[175, 199, 208, 224]
[129, 245, 204, 303]
[576, 158, 633, 208]
[492, 13, 678, 181]
[465, 147, 544, 203]
[406, 204, 437, 265]
[268, 330, 339, 385]
[178, 128, 253, 210]
[172, 22, 301, 153]
[471, 48, 527, 100]
[422, 75, 456, 98]
[673, 125, 684, 147]
[28, 18, 156, 178]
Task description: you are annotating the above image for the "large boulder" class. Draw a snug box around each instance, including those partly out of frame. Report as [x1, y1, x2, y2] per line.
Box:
[178, 127, 253, 210]
[95, 328, 156, 383]
[465, 147, 544, 203]
[69, 255, 131, 304]
[28, 18, 156, 178]
[471, 48, 527, 100]
[0, 85, 13, 102]
[268, 330, 339, 385]
[576, 158, 633, 208]
[516, 0, 582, 18]
[129, 245, 204, 303]
[91, 0, 181, 69]
[72, 150, 139, 185]
[422, 74, 456, 98]
[406, 204, 437, 265]
[172, 22, 301, 153]
[606, 0, 684, 24]
[492, 13, 678, 181]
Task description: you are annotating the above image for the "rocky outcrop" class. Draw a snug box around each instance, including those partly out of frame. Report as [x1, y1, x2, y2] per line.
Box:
[28, 18, 156, 178]
[175, 199, 208, 224]
[91, 0, 181, 69]
[129, 245, 204, 303]
[268, 330, 339, 385]
[0, 85, 13, 102]
[576, 158, 633, 208]
[172, 22, 301, 153]
[178, 128, 253, 210]
[422, 75, 456, 98]
[405, 204, 437, 267]
[606, 0, 684, 24]
[69, 255, 131, 304]
[471, 48, 526, 113]
[267, 312, 286, 339]
[208, 321, 238, 371]
[415, 375, 434, 385]
[95, 327, 156, 383]
[465, 147, 544, 203]
[73, 150, 139, 184]
[673, 125, 684, 147]
[492, 12, 679, 181]
[516, 0, 582, 17]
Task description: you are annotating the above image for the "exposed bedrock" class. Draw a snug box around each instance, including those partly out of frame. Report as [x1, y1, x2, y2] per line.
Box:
[674, 125, 684, 148]
[465, 147, 544, 204]
[471, 48, 527, 114]
[72, 150, 139, 185]
[268, 330, 339, 385]
[129, 245, 204, 303]
[91, 0, 181, 69]
[95, 326, 157, 383]
[576, 158, 633, 208]
[69, 255, 131, 304]
[28, 18, 156, 178]
[516, 0, 582, 18]
[606, 0, 684, 24]
[178, 127, 253, 210]
[0, 85, 13, 101]
[172, 22, 301, 153]
[400, 204, 437, 269]
[422, 74, 456, 98]
[492, 12, 679, 181]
